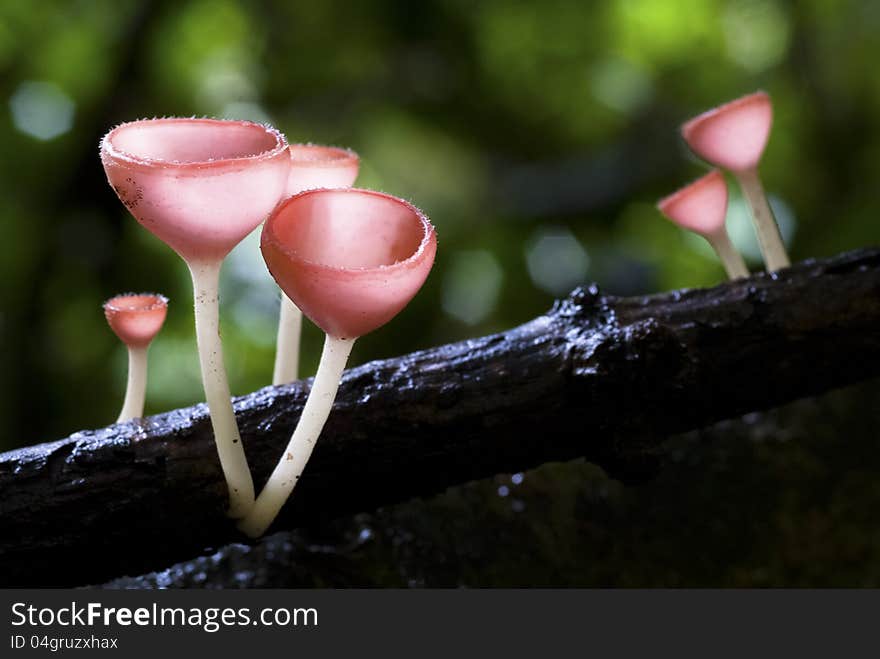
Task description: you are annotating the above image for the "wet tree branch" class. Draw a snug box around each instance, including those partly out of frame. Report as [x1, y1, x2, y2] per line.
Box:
[2, 247, 879, 587]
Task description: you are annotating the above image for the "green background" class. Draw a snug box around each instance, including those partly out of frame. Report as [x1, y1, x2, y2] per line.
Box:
[3, 0, 877, 447]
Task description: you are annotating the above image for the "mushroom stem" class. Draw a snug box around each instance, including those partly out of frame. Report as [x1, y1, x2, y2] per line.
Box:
[188, 260, 255, 518]
[706, 230, 750, 280]
[238, 334, 355, 537]
[116, 345, 148, 423]
[735, 168, 790, 272]
[272, 295, 303, 385]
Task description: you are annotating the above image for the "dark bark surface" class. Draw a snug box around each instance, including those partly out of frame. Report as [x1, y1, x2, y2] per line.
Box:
[102, 378, 880, 589]
[2, 247, 879, 588]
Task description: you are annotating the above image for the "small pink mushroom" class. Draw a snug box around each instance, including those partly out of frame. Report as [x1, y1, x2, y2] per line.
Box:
[100, 118, 292, 517]
[273, 144, 361, 386]
[681, 92, 789, 271]
[681, 92, 772, 174]
[658, 170, 748, 280]
[103, 293, 168, 423]
[239, 188, 437, 537]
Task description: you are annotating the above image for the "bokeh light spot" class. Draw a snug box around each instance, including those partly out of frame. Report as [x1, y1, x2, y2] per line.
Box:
[9, 81, 75, 141]
[723, 0, 791, 72]
[442, 250, 504, 325]
[224, 227, 279, 349]
[526, 227, 590, 295]
[590, 56, 653, 114]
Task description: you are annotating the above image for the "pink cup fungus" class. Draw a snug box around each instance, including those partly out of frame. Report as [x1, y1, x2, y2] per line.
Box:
[238, 188, 437, 537]
[103, 293, 168, 423]
[273, 144, 360, 386]
[658, 169, 749, 280]
[681, 91, 790, 272]
[101, 118, 291, 517]
[286, 144, 359, 197]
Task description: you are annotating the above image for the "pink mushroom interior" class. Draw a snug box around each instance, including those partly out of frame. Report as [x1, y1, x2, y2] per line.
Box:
[273, 189, 425, 269]
[104, 293, 168, 348]
[261, 188, 436, 338]
[657, 170, 729, 237]
[110, 120, 281, 163]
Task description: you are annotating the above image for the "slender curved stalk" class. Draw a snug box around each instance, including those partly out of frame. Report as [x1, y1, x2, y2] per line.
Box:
[116, 346, 148, 423]
[239, 334, 355, 537]
[272, 295, 303, 385]
[707, 230, 749, 280]
[735, 168, 790, 272]
[189, 260, 255, 518]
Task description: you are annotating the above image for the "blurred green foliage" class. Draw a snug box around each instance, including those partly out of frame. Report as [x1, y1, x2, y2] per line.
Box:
[1, 0, 878, 449]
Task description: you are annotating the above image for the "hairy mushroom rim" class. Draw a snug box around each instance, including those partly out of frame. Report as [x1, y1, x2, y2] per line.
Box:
[103, 292, 169, 348]
[101, 118, 288, 169]
[264, 188, 434, 273]
[289, 144, 359, 167]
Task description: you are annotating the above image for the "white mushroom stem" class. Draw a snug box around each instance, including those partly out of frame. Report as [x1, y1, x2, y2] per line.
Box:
[116, 345, 148, 423]
[706, 230, 750, 280]
[735, 168, 790, 272]
[188, 260, 255, 518]
[272, 294, 303, 385]
[239, 334, 355, 538]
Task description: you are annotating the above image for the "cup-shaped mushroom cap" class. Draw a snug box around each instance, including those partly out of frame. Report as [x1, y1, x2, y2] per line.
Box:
[104, 293, 168, 348]
[287, 144, 359, 196]
[100, 118, 290, 263]
[261, 188, 437, 339]
[681, 92, 772, 173]
[657, 169, 728, 237]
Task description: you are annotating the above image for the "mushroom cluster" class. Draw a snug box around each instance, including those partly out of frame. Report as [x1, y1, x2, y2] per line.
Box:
[659, 91, 789, 277]
[100, 118, 437, 534]
[102, 118, 290, 517]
